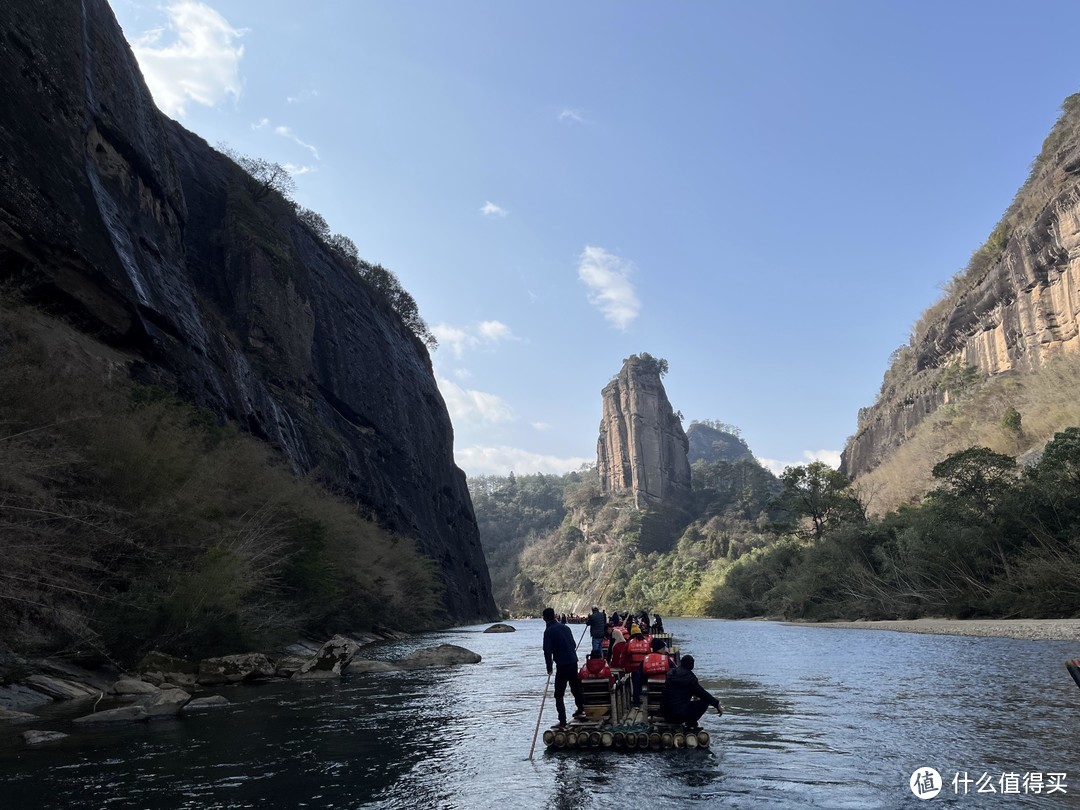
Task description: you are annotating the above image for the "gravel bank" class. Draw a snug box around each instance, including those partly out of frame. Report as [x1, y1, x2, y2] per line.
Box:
[789, 618, 1080, 642]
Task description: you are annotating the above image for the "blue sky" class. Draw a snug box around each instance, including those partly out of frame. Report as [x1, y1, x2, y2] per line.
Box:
[107, 0, 1080, 476]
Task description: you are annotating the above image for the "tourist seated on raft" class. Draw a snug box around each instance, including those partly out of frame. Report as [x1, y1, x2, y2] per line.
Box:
[626, 624, 651, 707]
[609, 627, 629, 669]
[578, 651, 615, 685]
[659, 654, 723, 731]
[641, 638, 677, 681]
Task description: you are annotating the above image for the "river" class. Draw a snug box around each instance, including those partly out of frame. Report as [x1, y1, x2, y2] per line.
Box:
[0, 619, 1077, 808]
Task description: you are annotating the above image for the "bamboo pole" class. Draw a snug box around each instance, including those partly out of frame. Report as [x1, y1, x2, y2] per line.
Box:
[527, 671, 552, 760]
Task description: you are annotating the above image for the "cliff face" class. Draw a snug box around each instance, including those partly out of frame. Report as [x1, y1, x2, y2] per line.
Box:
[0, 0, 495, 622]
[843, 96, 1080, 479]
[686, 422, 755, 465]
[596, 356, 691, 509]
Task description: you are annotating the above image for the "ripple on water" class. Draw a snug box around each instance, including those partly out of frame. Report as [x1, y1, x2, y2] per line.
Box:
[2, 619, 1078, 809]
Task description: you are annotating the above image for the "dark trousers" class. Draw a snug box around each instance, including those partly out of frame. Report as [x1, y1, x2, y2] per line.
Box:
[667, 700, 710, 726]
[554, 664, 584, 724]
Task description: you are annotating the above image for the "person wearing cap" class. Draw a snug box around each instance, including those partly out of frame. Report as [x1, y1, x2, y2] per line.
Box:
[585, 605, 607, 655]
[542, 606, 586, 729]
[659, 654, 723, 731]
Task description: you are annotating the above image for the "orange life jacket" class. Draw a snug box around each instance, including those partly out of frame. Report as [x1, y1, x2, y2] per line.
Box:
[627, 637, 650, 670]
[642, 652, 673, 677]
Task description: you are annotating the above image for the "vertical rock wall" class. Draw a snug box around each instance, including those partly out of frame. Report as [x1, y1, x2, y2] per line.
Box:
[596, 356, 692, 508]
[843, 97, 1080, 480]
[0, 0, 496, 622]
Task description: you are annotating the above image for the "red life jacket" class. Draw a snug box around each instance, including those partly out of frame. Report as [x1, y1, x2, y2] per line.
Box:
[627, 637, 650, 670]
[579, 657, 614, 684]
[610, 641, 630, 670]
[642, 652, 673, 677]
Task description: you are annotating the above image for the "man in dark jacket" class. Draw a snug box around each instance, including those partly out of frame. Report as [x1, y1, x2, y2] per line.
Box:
[543, 607, 586, 728]
[585, 605, 607, 655]
[659, 654, 723, 729]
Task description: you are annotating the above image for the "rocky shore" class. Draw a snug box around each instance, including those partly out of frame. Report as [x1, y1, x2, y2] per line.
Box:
[0, 633, 483, 745]
[792, 617, 1080, 642]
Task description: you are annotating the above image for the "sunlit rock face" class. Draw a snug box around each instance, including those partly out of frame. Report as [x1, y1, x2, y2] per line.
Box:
[596, 356, 691, 509]
[843, 99, 1080, 480]
[0, 0, 495, 622]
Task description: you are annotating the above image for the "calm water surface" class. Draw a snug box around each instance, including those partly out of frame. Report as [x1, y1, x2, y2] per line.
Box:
[1, 619, 1078, 808]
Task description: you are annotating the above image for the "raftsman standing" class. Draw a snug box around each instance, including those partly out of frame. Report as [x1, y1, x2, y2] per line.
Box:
[542, 607, 586, 729]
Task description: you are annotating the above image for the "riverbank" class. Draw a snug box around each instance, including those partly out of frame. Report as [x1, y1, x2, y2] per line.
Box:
[789, 617, 1080, 642]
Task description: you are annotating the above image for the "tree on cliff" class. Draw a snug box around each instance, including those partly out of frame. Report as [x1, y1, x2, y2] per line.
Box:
[629, 352, 669, 378]
[219, 146, 296, 203]
[776, 462, 864, 540]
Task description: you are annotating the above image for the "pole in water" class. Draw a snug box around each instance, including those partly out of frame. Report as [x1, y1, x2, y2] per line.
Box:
[528, 672, 552, 760]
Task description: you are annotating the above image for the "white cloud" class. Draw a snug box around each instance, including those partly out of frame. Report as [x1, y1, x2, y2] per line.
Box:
[283, 163, 315, 176]
[287, 88, 318, 104]
[531, 421, 552, 432]
[455, 445, 591, 476]
[558, 108, 585, 124]
[477, 320, 515, 342]
[433, 320, 516, 358]
[578, 246, 641, 330]
[130, 1, 244, 118]
[480, 201, 508, 218]
[432, 324, 477, 359]
[274, 125, 320, 159]
[252, 117, 270, 130]
[757, 450, 842, 476]
[437, 378, 514, 425]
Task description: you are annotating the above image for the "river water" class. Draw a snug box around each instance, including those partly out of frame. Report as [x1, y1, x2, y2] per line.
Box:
[1, 619, 1078, 808]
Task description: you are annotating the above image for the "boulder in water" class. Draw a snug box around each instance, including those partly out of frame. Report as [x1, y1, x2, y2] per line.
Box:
[22, 730, 68, 745]
[183, 695, 229, 712]
[345, 659, 402, 673]
[399, 644, 481, 670]
[293, 635, 360, 680]
[483, 623, 516, 633]
[198, 654, 275, 685]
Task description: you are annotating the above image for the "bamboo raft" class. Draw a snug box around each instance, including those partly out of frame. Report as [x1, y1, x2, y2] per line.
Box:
[543, 635, 712, 751]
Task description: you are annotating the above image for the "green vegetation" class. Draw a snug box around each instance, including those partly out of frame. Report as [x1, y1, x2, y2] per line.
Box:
[0, 305, 443, 665]
[707, 432, 1080, 620]
[476, 415, 1080, 622]
[471, 447, 782, 617]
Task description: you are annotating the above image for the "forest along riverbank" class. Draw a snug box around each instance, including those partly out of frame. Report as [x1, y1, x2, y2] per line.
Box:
[790, 617, 1080, 641]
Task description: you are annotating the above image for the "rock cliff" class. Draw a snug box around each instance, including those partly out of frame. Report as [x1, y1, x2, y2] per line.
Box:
[596, 355, 691, 508]
[0, 0, 495, 622]
[686, 422, 755, 465]
[843, 94, 1080, 479]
